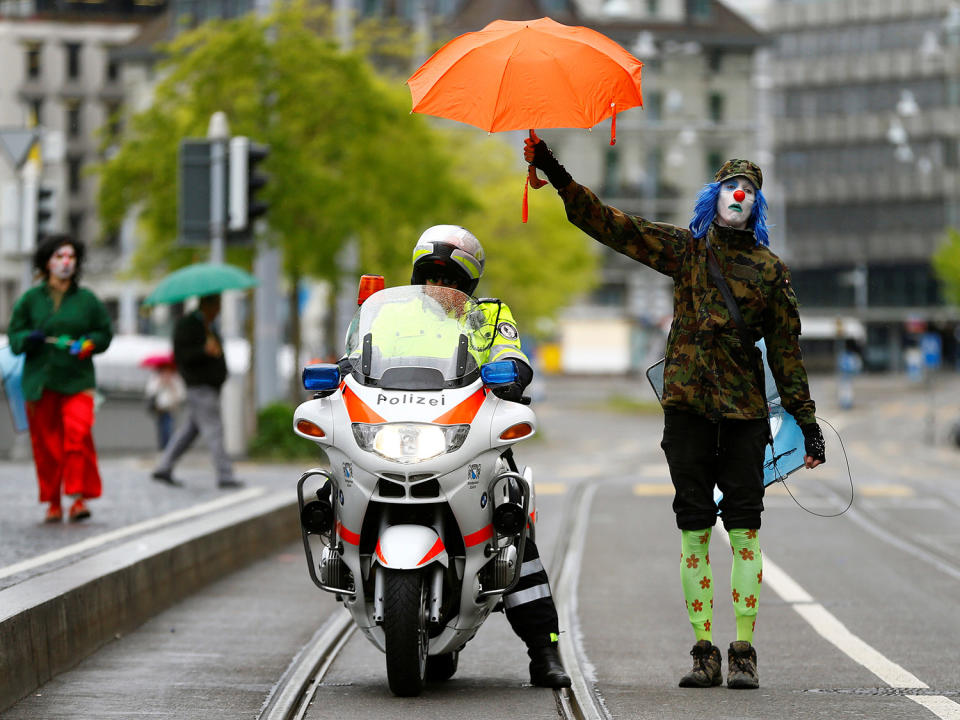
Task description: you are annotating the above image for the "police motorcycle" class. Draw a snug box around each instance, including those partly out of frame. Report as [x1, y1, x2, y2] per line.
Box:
[293, 280, 537, 697]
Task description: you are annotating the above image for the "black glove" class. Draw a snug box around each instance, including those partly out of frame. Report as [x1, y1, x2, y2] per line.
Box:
[490, 381, 523, 402]
[25, 329, 46, 348]
[800, 423, 826, 464]
[531, 139, 573, 189]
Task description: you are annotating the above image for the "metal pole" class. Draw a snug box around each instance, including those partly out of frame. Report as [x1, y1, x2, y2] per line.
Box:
[207, 112, 229, 265]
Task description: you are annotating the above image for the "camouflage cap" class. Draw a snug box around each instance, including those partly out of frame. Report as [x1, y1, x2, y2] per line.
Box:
[714, 159, 763, 190]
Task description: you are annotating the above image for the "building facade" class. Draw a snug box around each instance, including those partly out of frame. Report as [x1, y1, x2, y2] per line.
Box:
[0, 0, 164, 328]
[769, 0, 960, 370]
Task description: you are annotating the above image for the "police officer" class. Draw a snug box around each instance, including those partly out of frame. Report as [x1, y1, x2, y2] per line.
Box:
[523, 133, 825, 690]
[408, 225, 570, 688]
[316, 226, 570, 688]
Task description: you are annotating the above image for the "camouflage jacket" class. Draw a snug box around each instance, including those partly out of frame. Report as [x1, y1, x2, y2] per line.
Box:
[558, 182, 816, 425]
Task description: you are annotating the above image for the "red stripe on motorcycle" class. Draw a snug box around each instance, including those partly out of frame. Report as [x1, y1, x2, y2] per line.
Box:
[433, 388, 486, 425]
[463, 524, 493, 547]
[343, 385, 387, 424]
[375, 539, 386, 564]
[337, 521, 360, 546]
[417, 537, 446, 566]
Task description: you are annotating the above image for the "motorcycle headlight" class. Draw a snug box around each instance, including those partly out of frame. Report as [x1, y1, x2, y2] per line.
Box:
[352, 423, 470, 464]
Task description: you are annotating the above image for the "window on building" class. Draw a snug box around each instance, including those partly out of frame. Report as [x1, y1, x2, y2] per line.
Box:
[689, 0, 710, 20]
[541, 0, 571, 12]
[360, 0, 383, 16]
[645, 90, 663, 122]
[706, 150, 724, 177]
[26, 43, 42, 79]
[603, 145, 621, 196]
[708, 92, 724, 124]
[105, 55, 119, 83]
[66, 100, 82, 137]
[65, 43, 81, 80]
[708, 50, 723, 72]
[104, 101, 122, 138]
[647, 0, 660, 14]
[68, 211, 83, 240]
[68, 155, 84, 195]
[28, 98, 43, 125]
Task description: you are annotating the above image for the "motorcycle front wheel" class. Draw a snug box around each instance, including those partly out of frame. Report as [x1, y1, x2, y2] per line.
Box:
[382, 569, 429, 696]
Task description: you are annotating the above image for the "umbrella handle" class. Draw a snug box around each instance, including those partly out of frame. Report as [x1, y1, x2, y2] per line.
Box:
[527, 164, 547, 190]
[526, 130, 547, 189]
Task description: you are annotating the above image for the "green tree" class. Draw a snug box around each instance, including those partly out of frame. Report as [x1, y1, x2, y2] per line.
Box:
[97, 4, 598, 387]
[96, 3, 475, 371]
[453, 132, 598, 335]
[933, 228, 960, 306]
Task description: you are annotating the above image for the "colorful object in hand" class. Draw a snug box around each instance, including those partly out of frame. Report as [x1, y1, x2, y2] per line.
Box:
[70, 337, 95, 360]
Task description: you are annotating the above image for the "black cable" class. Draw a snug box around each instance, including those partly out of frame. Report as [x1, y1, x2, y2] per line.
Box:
[771, 414, 854, 518]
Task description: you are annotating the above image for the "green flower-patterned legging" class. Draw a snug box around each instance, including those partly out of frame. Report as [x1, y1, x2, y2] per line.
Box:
[680, 528, 762, 643]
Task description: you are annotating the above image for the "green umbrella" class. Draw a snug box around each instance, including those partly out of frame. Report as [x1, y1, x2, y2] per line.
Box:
[143, 263, 259, 306]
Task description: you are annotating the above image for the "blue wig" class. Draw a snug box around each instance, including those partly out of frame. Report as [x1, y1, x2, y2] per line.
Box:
[688, 181, 770, 247]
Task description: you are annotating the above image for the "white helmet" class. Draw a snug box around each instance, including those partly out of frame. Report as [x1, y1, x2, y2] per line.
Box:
[410, 225, 485, 295]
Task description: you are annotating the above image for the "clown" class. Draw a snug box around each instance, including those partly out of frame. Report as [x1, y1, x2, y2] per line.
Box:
[523, 132, 825, 690]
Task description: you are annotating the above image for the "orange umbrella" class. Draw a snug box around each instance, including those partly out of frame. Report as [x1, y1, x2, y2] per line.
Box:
[408, 17, 643, 221]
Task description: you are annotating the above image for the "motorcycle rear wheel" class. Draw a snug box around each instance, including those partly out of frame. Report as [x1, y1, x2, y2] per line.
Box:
[382, 569, 429, 696]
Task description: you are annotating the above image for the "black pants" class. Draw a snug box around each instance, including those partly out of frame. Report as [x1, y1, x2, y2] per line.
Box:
[660, 410, 768, 531]
[502, 538, 560, 648]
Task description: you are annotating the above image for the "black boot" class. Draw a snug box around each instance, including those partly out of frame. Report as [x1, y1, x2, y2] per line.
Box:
[727, 641, 759, 689]
[527, 643, 571, 688]
[679, 639, 722, 688]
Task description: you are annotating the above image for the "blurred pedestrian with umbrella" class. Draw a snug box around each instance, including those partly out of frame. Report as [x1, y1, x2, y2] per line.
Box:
[7, 234, 113, 523]
[524, 134, 826, 690]
[145, 263, 256, 489]
[142, 353, 185, 450]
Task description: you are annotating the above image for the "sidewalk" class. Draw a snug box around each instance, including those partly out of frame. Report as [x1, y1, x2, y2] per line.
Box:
[0, 451, 313, 591]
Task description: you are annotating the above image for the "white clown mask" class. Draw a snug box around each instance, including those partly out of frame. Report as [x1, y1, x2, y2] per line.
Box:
[715, 177, 756, 230]
[48, 245, 77, 281]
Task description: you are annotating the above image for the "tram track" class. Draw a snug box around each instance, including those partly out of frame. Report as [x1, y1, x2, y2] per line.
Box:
[258, 477, 606, 720]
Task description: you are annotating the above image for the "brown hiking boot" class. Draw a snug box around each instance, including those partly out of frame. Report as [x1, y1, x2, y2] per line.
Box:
[727, 641, 759, 689]
[679, 640, 722, 688]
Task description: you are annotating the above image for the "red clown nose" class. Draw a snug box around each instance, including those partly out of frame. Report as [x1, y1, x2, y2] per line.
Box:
[733, 189, 746, 202]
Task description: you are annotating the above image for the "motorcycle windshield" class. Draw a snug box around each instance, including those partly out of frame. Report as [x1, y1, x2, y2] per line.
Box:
[343, 286, 495, 390]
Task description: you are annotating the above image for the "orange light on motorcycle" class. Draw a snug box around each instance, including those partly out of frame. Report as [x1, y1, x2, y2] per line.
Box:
[297, 419, 325, 438]
[499, 422, 533, 440]
[357, 274, 385, 305]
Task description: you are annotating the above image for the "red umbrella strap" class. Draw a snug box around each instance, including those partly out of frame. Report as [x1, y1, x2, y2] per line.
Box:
[610, 102, 617, 146]
[523, 174, 529, 224]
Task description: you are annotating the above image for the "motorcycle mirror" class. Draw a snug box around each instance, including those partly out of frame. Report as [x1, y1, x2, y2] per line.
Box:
[357, 274, 385, 305]
[302, 363, 341, 391]
[480, 360, 518, 385]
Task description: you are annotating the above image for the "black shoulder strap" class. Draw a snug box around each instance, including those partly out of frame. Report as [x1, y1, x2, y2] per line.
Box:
[704, 239, 773, 446]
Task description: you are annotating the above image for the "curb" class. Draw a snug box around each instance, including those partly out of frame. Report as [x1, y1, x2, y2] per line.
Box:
[0, 491, 300, 713]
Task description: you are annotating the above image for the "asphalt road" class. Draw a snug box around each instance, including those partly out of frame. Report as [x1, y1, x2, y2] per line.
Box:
[4, 371, 960, 719]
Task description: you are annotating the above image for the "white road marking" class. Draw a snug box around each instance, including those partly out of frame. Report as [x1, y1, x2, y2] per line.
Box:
[0, 487, 267, 581]
[717, 527, 959, 719]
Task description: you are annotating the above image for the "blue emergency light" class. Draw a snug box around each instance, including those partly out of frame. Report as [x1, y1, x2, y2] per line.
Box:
[480, 360, 517, 386]
[302, 363, 341, 391]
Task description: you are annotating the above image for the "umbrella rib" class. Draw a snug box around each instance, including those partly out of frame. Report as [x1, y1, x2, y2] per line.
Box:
[491, 34, 526, 132]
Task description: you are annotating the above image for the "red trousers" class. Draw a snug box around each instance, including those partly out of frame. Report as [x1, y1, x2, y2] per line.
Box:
[26, 390, 102, 505]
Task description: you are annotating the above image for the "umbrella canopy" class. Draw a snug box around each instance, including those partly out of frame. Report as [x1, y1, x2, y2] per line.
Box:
[408, 17, 643, 136]
[142, 263, 258, 306]
[408, 17, 642, 221]
[140, 352, 176, 369]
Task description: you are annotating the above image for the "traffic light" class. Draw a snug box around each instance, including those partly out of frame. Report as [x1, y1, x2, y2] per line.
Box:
[228, 136, 269, 237]
[177, 139, 214, 246]
[19, 177, 57, 251]
[36, 184, 54, 239]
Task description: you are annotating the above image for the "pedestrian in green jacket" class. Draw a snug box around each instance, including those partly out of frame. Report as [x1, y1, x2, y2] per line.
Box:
[7, 234, 113, 523]
[524, 132, 825, 691]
